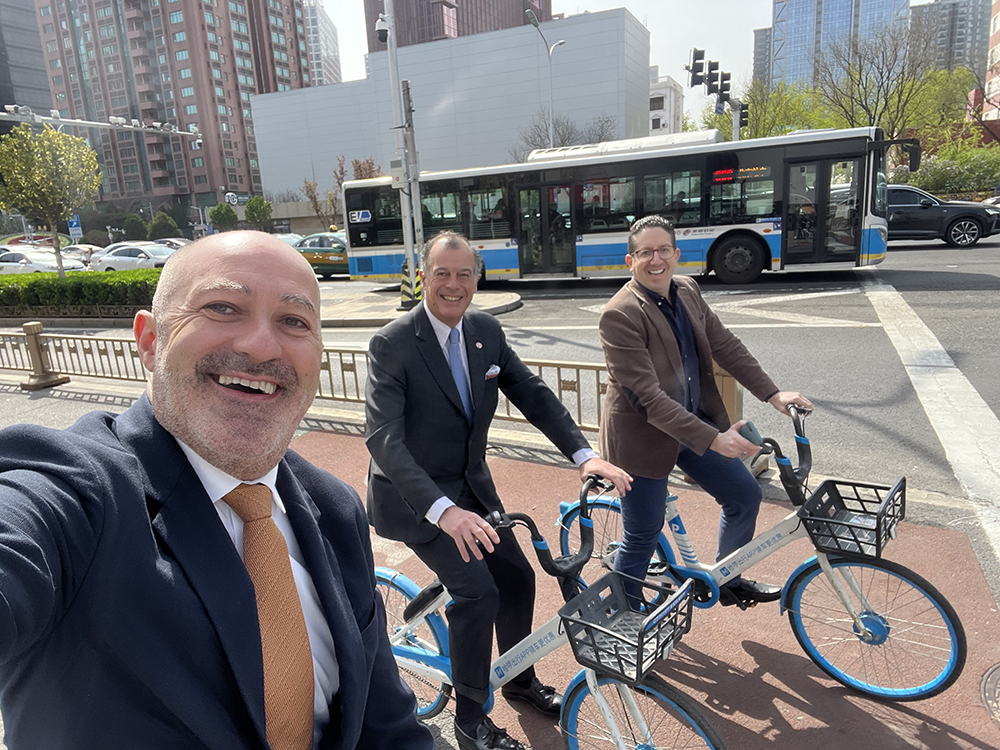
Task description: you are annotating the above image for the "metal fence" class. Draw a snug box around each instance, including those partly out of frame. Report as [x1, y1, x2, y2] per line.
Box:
[4, 324, 611, 432]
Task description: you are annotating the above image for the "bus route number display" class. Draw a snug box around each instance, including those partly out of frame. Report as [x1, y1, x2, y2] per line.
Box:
[713, 165, 772, 183]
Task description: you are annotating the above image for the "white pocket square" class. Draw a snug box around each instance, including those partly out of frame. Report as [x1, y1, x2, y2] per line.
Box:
[485, 364, 501, 380]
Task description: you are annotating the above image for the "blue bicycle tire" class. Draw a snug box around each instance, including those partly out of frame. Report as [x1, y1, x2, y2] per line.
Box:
[560, 673, 727, 750]
[785, 556, 966, 701]
[558, 497, 670, 588]
[374, 570, 452, 718]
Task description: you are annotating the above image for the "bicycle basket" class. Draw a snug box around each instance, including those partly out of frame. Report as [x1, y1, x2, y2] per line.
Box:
[800, 477, 906, 559]
[558, 572, 694, 685]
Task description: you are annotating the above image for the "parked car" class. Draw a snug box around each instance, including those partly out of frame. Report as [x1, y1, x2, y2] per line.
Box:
[0, 249, 87, 274]
[292, 232, 349, 278]
[90, 240, 155, 262]
[60, 244, 103, 263]
[91, 243, 176, 271]
[888, 185, 1000, 247]
[155, 237, 192, 249]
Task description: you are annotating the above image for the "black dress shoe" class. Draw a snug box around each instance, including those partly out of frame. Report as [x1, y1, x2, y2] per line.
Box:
[501, 676, 562, 714]
[454, 717, 526, 750]
[719, 578, 781, 609]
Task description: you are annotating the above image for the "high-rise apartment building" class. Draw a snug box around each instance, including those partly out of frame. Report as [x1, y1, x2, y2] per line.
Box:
[28, 0, 311, 213]
[0, 1, 51, 137]
[753, 26, 772, 84]
[303, 0, 339, 85]
[767, 0, 909, 86]
[911, 0, 991, 81]
[363, 0, 550, 53]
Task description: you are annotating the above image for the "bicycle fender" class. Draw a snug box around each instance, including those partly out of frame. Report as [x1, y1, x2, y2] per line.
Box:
[561, 669, 590, 719]
[779, 556, 819, 614]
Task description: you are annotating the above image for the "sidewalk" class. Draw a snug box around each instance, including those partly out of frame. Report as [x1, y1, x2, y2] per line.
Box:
[1, 373, 998, 748]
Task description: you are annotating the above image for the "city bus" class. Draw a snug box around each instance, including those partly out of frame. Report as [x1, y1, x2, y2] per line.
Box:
[341, 127, 918, 284]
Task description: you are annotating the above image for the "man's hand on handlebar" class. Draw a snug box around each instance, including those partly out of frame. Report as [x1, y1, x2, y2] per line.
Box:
[766, 391, 814, 417]
[579, 456, 632, 496]
[711, 420, 760, 459]
[439, 506, 501, 563]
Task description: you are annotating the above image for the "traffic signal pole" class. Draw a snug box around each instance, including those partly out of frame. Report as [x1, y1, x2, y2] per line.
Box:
[731, 98, 741, 142]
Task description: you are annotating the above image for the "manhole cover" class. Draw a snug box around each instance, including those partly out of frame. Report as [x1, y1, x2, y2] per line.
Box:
[982, 663, 1000, 726]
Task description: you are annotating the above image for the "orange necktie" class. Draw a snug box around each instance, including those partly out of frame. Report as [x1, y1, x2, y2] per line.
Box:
[224, 483, 314, 750]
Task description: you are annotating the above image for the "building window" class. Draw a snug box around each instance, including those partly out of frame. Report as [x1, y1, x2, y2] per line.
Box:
[192, 157, 205, 167]
[50, 59, 62, 69]
[651, 117, 661, 130]
[195, 175, 208, 184]
[650, 96, 664, 111]
[179, 68, 192, 78]
[185, 104, 198, 114]
[40, 6, 52, 16]
[173, 31, 186, 42]
[175, 50, 188, 60]
[181, 86, 194, 97]
[169, 11, 183, 24]
[215, 86, 225, 97]
[52, 75, 63, 85]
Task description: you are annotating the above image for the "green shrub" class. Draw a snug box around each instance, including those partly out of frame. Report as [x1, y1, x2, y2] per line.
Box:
[0, 269, 160, 308]
[147, 211, 180, 240]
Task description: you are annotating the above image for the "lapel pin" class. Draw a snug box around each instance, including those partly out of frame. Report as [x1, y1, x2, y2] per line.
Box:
[476, 342, 483, 349]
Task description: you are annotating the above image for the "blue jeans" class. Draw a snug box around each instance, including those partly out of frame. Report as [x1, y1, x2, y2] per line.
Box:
[613, 446, 762, 585]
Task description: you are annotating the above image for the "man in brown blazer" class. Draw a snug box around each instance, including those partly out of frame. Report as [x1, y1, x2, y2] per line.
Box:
[599, 215, 812, 607]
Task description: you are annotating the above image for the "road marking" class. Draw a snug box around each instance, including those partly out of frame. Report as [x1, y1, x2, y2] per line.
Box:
[863, 279, 1000, 559]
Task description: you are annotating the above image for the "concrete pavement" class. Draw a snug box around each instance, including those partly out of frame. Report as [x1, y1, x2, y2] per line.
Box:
[1, 372, 999, 749]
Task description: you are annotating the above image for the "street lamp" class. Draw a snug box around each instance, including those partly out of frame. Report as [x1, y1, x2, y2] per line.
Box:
[525, 10, 565, 149]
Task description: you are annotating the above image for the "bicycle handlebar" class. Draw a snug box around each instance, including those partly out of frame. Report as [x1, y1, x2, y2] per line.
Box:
[484, 475, 611, 601]
[760, 403, 812, 506]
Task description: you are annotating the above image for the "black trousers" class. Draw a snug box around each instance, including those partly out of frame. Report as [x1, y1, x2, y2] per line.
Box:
[408, 523, 536, 705]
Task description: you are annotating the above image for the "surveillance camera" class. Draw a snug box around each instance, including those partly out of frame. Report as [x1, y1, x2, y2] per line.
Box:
[375, 15, 389, 43]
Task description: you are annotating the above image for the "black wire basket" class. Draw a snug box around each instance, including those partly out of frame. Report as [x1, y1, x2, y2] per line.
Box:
[558, 572, 694, 685]
[799, 477, 906, 559]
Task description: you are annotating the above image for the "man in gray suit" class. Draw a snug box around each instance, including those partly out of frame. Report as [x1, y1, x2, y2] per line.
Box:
[599, 214, 812, 609]
[365, 231, 630, 750]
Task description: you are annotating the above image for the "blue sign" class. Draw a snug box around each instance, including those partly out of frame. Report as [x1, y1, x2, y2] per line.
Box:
[68, 214, 82, 239]
[349, 209, 372, 223]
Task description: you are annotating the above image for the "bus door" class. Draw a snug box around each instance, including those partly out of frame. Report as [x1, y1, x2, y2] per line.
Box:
[784, 158, 862, 266]
[516, 184, 575, 274]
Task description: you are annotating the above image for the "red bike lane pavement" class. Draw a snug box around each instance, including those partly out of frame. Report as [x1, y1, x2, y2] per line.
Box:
[292, 428, 1000, 750]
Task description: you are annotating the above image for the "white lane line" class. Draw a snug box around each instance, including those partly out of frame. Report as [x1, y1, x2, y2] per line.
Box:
[863, 279, 1000, 558]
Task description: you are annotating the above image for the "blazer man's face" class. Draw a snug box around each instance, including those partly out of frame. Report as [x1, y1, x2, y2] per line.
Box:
[420, 239, 478, 328]
[625, 226, 680, 295]
[134, 232, 324, 479]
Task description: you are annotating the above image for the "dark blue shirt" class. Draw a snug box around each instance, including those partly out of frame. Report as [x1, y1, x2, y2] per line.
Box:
[639, 281, 701, 414]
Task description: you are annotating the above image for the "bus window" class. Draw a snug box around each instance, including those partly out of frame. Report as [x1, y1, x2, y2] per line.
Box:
[575, 177, 635, 232]
[470, 186, 510, 239]
[644, 171, 700, 225]
[421, 189, 462, 235]
[374, 186, 403, 245]
[709, 178, 776, 224]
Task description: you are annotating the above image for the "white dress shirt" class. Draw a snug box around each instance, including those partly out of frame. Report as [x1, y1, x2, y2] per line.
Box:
[422, 309, 596, 525]
[177, 441, 338, 749]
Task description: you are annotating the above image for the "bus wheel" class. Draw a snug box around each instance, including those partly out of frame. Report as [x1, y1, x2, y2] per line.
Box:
[713, 236, 765, 284]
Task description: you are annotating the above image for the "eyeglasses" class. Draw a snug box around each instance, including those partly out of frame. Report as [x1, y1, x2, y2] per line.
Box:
[631, 247, 676, 262]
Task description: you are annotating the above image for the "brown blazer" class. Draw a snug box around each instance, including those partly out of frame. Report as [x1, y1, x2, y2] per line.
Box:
[599, 276, 778, 479]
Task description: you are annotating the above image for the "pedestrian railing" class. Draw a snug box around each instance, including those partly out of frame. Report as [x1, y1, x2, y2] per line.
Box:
[3, 322, 613, 432]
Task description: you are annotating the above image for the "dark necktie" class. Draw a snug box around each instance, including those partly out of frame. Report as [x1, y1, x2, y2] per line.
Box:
[223, 483, 314, 750]
[448, 327, 474, 421]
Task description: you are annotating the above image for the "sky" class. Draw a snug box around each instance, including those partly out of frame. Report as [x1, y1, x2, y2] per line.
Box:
[320, 1, 775, 117]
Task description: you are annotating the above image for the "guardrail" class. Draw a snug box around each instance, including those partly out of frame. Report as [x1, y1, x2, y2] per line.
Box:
[2, 323, 613, 431]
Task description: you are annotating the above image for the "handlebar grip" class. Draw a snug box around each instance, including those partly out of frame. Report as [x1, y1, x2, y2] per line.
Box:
[739, 421, 764, 446]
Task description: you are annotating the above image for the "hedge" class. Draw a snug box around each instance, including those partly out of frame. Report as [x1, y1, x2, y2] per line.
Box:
[0, 269, 160, 308]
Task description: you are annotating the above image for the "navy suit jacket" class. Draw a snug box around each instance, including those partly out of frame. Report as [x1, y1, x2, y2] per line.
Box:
[0, 395, 431, 750]
[365, 304, 589, 544]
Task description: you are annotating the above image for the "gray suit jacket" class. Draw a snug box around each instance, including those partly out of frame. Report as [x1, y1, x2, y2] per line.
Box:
[599, 276, 778, 479]
[365, 303, 589, 544]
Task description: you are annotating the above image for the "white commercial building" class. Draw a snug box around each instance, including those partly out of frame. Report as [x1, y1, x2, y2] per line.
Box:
[303, 0, 342, 86]
[648, 66, 683, 134]
[252, 9, 651, 195]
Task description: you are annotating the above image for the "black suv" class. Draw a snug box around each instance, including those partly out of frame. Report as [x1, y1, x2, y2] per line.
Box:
[888, 185, 1000, 247]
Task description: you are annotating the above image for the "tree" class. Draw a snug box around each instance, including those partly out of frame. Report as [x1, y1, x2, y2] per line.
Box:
[508, 109, 620, 162]
[265, 188, 303, 203]
[243, 196, 273, 231]
[209, 202, 238, 231]
[122, 213, 147, 240]
[147, 211, 180, 240]
[701, 79, 828, 140]
[812, 19, 937, 140]
[351, 157, 383, 180]
[0, 123, 100, 278]
[302, 178, 334, 230]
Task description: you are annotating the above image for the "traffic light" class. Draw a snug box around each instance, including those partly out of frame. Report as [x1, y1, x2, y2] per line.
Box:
[688, 48, 705, 88]
[718, 71, 731, 103]
[739, 102, 749, 130]
[705, 61, 720, 95]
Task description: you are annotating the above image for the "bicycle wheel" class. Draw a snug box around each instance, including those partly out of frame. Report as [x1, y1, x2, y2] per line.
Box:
[558, 498, 670, 587]
[561, 672, 727, 750]
[375, 571, 452, 718]
[785, 556, 966, 701]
